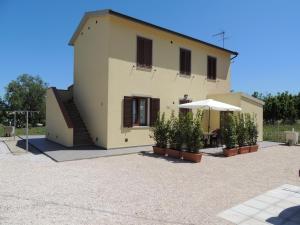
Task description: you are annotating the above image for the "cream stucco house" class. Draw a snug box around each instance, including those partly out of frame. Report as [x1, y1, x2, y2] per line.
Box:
[46, 9, 264, 149]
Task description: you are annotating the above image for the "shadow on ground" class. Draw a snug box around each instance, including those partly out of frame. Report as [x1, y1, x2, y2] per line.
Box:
[266, 205, 300, 225]
[27, 138, 103, 151]
[15, 139, 42, 155]
[140, 151, 198, 164]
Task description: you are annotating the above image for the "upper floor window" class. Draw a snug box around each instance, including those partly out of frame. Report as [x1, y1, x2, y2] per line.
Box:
[207, 56, 217, 80]
[179, 48, 191, 75]
[179, 99, 192, 115]
[136, 36, 152, 69]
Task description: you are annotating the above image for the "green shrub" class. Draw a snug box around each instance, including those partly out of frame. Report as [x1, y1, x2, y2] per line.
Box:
[152, 111, 205, 151]
[186, 110, 204, 153]
[181, 112, 193, 147]
[235, 113, 247, 147]
[246, 114, 258, 145]
[169, 112, 190, 150]
[150, 113, 169, 148]
[168, 111, 181, 150]
[222, 113, 237, 149]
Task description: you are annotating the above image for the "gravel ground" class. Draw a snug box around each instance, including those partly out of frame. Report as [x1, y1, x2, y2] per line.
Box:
[0, 143, 299, 225]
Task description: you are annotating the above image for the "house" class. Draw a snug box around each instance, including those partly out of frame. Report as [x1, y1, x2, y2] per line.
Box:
[46, 9, 264, 148]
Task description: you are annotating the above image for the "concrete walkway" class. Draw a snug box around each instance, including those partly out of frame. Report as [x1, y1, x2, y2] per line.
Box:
[1, 136, 41, 155]
[19, 135, 152, 162]
[218, 184, 300, 225]
[15, 135, 282, 162]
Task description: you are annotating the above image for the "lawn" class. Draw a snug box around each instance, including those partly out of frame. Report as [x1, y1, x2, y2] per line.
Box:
[263, 122, 300, 142]
[0, 122, 298, 142]
[0, 125, 45, 137]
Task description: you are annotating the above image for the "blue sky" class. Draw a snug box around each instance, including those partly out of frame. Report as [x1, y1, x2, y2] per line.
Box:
[1, 0, 299, 97]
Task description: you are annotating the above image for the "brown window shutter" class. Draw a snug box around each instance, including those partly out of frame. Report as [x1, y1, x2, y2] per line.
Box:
[137, 37, 141, 66]
[213, 58, 217, 79]
[207, 56, 217, 79]
[180, 49, 185, 74]
[208, 56, 212, 79]
[123, 96, 133, 127]
[137, 37, 144, 67]
[150, 98, 160, 126]
[186, 50, 191, 75]
[144, 39, 150, 68]
[137, 37, 152, 68]
[146, 39, 152, 68]
[207, 57, 210, 79]
[180, 49, 191, 75]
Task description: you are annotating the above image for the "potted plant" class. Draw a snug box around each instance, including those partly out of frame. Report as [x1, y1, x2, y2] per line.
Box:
[183, 110, 204, 163]
[235, 113, 250, 154]
[247, 114, 259, 152]
[150, 113, 169, 156]
[222, 113, 238, 157]
[166, 112, 184, 159]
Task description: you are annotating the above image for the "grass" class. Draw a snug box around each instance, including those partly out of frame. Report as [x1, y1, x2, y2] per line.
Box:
[263, 122, 300, 142]
[0, 125, 45, 137]
[0, 122, 298, 142]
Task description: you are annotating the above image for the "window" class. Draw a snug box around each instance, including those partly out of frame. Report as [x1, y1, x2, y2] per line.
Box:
[132, 97, 148, 126]
[207, 56, 217, 80]
[179, 99, 192, 115]
[123, 96, 160, 127]
[180, 48, 191, 75]
[137, 37, 152, 68]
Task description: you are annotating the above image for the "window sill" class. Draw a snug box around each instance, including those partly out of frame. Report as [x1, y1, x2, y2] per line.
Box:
[136, 66, 152, 72]
[178, 73, 191, 78]
[132, 126, 150, 129]
[207, 78, 217, 82]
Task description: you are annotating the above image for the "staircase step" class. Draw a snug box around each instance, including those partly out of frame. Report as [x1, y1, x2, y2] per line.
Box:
[63, 100, 94, 146]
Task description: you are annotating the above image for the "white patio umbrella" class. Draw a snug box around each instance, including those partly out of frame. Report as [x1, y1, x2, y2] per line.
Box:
[179, 99, 241, 132]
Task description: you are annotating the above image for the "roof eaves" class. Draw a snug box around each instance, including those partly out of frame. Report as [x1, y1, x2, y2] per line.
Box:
[69, 9, 238, 56]
[107, 10, 238, 55]
[68, 9, 110, 46]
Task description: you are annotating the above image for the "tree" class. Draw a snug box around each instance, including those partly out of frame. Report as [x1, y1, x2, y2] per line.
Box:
[294, 93, 300, 119]
[252, 91, 263, 100]
[0, 97, 8, 124]
[4, 74, 48, 127]
[252, 91, 298, 124]
[279, 92, 297, 123]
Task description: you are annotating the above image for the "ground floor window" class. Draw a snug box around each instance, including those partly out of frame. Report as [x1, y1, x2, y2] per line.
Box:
[132, 97, 148, 126]
[123, 96, 160, 128]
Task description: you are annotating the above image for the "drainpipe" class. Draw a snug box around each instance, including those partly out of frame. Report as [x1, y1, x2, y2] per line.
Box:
[231, 53, 238, 61]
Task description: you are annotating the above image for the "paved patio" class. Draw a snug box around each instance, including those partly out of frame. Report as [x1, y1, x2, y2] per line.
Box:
[19, 135, 152, 162]
[0, 142, 299, 225]
[14, 135, 281, 162]
[219, 184, 300, 225]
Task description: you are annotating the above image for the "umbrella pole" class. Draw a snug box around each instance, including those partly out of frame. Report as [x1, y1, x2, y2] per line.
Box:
[208, 107, 211, 133]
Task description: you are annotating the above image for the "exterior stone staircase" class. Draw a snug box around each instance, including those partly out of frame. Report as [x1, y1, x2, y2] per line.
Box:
[63, 100, 94, 146]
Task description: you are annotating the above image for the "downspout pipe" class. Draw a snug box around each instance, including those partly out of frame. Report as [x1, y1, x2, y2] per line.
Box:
[231, 52, 239, 61]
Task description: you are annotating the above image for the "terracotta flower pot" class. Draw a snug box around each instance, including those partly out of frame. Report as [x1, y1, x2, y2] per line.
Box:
[223, 147, 238, 157]
[182, 151, 202, 163]
[249, 145, 259, 152]
[166, 148, 182, 159]
[153, 146, 166, 156]
[238, 146, 250, 154]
